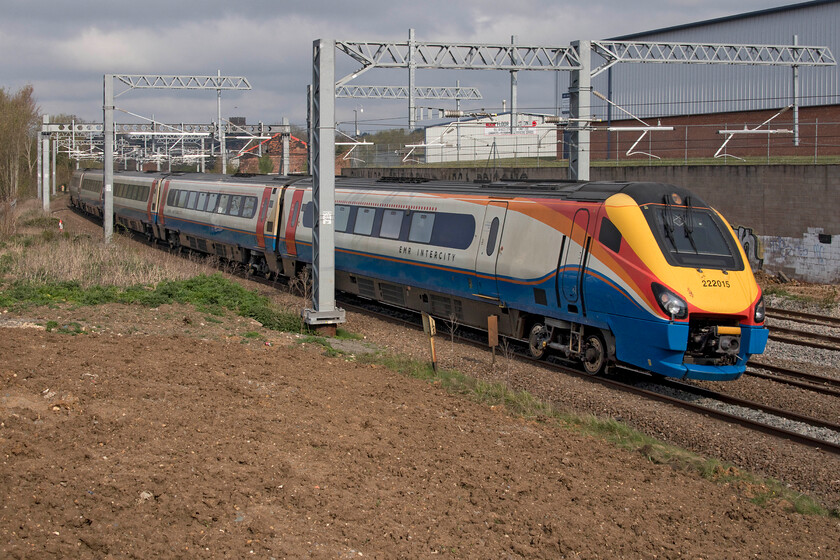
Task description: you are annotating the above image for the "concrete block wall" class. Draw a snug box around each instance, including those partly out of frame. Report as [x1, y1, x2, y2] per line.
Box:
[761, 229, 840, 283]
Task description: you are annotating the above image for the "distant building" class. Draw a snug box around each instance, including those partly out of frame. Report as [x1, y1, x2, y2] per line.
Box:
[423, 112, 559, 163]
[236, 134, 309, 174]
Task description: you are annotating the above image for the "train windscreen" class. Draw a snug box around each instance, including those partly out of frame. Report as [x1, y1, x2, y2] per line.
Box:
[642, 203, 744, 271]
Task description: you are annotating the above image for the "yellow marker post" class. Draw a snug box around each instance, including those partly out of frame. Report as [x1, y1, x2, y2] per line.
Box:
[422, 312, 438, 373]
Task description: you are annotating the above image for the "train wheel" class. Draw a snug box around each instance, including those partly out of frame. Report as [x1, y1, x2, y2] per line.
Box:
[581, 333, 606, 375]
[528, 323, 549, 360]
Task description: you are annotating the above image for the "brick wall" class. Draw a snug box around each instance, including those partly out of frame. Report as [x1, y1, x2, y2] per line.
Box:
[586, 105, 840, 161]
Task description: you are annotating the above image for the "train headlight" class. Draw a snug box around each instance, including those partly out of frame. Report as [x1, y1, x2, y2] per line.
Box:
[652, 283, 688, 320]
[754, 294, 766, 323]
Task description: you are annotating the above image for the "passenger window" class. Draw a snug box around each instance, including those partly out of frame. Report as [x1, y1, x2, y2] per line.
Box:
[354, 207, 375, 236]
[335, 205, 351, 232]
[242, 197, 257, 219]
[217, 194, 230, 214]
[177, 190, 189, 208]
[229, 196, 243, 216]
[167, 189, 177, 206]
[187, 191, 199, 210]
[409, 212, 435, 243]
[196, 192, 207, 212]
[486, 217, 500, 256]
[380, 210, 404, 239]
[205, 193, 219, 213]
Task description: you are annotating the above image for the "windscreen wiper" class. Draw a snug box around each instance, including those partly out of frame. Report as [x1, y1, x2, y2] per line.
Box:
[684, 196, 698, 253]
[662, 195, 678, 251]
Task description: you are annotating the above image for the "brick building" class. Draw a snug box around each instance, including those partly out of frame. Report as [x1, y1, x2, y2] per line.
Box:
[237, 134, 309, 174]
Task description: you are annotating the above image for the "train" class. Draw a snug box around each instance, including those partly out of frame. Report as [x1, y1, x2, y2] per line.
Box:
[69, 169, 768, 380]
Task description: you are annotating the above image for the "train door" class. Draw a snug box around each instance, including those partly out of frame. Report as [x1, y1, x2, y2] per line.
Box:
[146, 179, 158, 224]
[154, 180, 170, 239]
[283, 189, 305, 257]
[473, 201, 508, 299]
[255, 187, 272, 250]
[560, 208, 591, 311]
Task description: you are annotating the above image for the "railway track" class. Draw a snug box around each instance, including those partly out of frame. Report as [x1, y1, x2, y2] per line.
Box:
[768, 325, 840, 352]
[766, 306, 840, 329]
[745, 362, 840, 397]
[338, 297, 840, 457]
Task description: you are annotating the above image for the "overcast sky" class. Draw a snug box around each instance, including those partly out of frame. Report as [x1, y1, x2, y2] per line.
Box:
[0, 0, 800, 134]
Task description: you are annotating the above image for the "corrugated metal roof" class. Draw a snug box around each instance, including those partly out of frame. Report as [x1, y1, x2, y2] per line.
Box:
[593, 0, 840, 119]
[609, 0, 839, 40]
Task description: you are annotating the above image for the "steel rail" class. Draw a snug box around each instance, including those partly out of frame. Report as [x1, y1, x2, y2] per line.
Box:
[766, 307, 840, 329]
[746, 362, 840, 397]
[769, 326, 840, 351]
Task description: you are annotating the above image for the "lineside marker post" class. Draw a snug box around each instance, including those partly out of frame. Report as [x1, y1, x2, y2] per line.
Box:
[422, 312, 438, 373]
[488, 315, 499, 366]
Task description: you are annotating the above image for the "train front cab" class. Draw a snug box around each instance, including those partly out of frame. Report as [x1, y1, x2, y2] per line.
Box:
[598, 189, 768, 381]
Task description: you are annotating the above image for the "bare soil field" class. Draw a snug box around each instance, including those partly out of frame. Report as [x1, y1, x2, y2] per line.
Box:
[1, 310, 839, 559]
[1, 198, 838, 558]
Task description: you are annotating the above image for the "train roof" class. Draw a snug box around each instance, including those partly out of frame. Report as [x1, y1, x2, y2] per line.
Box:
[91, 170, 710, 208]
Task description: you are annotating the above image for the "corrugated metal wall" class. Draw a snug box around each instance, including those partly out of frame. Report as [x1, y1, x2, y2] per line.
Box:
[592, 1, 840, 119]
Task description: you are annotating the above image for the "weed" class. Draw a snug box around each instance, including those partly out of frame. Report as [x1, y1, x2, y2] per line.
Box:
[335, 328, 362, 341]
[44, 320, 84, 335]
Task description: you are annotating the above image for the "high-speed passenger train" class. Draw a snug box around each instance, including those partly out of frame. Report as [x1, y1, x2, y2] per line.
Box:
[70, 170, 768, 380]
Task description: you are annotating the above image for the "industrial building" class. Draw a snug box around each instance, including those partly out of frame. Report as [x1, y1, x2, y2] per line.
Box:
[423, 112, 558, 164]
[423, 1, 840, 164]
[591, 0, 840, 161]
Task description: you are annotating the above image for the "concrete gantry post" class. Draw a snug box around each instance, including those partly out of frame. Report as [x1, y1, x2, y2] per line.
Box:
[36, 122, 43, 203]
[307, 85, 313, 175]
[305, 38, 346, 331]
[408, 29, 416, 131]
[569, 40, 591, 182]
[104, 74, 115, 244]
[218, 70, 227, 174]
[41, 115, 50, 213]
[282, 117, 290, 175]
[51, 135, 57, 195]
[793, 34, 800, 147]
[510, 35, 518, 135]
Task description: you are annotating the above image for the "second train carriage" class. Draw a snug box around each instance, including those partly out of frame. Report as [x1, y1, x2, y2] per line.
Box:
[70, 170, 768, 380]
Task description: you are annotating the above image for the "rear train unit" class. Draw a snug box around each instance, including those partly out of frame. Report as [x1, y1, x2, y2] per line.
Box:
[70, 170, 768, 380]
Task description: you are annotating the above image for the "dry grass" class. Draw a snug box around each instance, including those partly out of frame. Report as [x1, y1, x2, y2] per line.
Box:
[9, 237, 218, 288]
[1, 211, 221, 289]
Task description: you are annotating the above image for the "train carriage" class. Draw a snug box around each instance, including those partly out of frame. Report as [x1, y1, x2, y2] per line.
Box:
[71, 170, 767, 381]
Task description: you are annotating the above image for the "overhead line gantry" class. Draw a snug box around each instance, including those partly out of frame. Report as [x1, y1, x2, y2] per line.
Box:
[306, 30, 834, 331]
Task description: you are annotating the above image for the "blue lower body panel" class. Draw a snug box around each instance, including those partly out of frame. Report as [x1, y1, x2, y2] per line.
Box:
[609, 316, 767, 381]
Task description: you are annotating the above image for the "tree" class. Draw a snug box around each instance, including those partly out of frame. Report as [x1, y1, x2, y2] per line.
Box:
[0, 85, 40, 201]
[258, 153, 274, 174]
